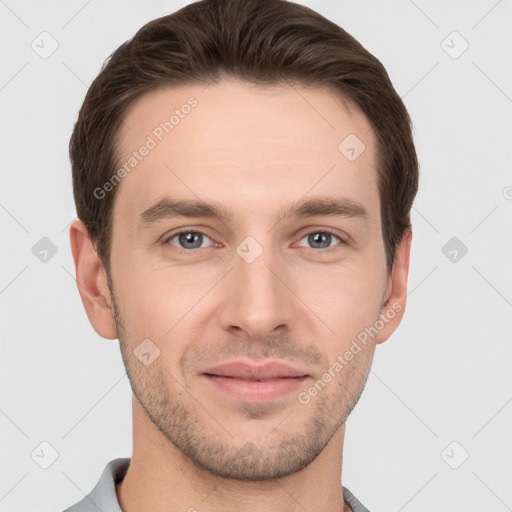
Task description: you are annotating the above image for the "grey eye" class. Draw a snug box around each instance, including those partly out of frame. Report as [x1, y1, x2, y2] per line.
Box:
[168, 231, 212, 250]
[298, 231, 341, 250]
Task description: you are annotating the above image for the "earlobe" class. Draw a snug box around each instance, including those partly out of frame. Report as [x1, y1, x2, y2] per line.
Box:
[69, 219, 118, 340]
[376, 228, 413, 345]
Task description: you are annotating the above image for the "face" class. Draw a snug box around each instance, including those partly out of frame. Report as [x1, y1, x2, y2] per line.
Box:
[90, 79, 406, 480]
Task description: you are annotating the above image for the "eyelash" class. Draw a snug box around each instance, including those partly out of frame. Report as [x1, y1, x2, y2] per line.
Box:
[164, 228, 346, 255]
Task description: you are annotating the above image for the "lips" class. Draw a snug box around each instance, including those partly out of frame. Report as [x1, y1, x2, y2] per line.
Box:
[201, 361, 309, 401]
[202, 361, 308, 380]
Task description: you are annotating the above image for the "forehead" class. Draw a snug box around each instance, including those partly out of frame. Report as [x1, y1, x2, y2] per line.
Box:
[113, 79, 379, 225]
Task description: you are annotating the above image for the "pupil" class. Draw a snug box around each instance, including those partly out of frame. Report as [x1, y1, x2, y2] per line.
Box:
[310, 232, 330, 248]
[181, 232, 201, 248]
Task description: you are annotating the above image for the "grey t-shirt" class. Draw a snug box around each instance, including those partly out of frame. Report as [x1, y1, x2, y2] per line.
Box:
[62, 458, 372, 512]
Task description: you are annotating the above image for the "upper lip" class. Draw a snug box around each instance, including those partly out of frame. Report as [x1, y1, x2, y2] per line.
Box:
[202, 361, 308, 380]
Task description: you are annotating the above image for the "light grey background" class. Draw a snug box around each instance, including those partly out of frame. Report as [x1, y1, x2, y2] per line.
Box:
[1, 1, 511, 511]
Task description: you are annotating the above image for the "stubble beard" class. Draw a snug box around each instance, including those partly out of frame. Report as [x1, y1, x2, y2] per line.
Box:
[109, 284, 374, 482]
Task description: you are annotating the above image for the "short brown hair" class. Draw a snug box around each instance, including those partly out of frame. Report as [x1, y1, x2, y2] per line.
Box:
[70, 0, 418, 276]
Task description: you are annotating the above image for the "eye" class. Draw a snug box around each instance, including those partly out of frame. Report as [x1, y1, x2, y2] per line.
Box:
[297, 230, 344, 251]
[164, 229, 345, 253]
[166, 230, 215, 250]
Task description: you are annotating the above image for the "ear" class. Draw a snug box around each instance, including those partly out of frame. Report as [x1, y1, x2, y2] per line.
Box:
[69, 219, 117, 340]
[376, 228, 412, 344]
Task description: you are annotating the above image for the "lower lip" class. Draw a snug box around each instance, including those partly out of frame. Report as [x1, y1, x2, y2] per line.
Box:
[203, 374, 309, 401]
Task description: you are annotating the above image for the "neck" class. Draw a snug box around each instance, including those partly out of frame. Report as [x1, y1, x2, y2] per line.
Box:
[116, 396, 351, 512]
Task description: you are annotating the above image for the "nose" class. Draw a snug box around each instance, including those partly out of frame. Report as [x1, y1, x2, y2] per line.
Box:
[218, 241, 295, 340]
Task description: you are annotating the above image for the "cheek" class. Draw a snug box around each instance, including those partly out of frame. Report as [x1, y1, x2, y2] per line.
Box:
[295, 265, 384, 338]
[114, 261, 217, 348]
[110, 232, 386, 346]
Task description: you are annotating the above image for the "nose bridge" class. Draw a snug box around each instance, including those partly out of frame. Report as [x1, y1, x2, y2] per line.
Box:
[220, 234, 292, 337]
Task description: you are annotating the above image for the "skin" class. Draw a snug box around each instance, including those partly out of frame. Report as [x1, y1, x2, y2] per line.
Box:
[70, 78, 412, 512]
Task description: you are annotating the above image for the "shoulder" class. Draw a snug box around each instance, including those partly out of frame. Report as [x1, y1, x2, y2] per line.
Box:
[343, 486, 373, 512]
[60, 458, 131, 512]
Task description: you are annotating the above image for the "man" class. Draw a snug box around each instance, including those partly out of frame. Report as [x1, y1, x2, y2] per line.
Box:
[65, 0, 418, 510]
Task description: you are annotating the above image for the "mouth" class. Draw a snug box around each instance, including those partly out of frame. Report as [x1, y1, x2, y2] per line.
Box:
[201, 361, 310, 401]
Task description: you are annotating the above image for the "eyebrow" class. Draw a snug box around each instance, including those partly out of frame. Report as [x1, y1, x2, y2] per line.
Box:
[137, 195, 369, 229]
